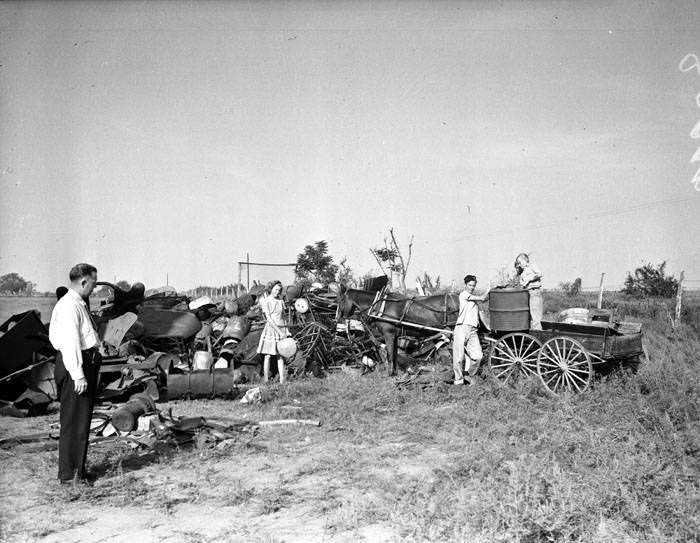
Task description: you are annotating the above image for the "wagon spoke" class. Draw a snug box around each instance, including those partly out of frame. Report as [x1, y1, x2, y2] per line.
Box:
[565, 372, 582, 392]
[543, 371, 560, 386]
[502, 340, 518, 361]
[490, 353, 515, 363]
[554, 339, 564, 362]
[552, 373, 564, 391]
[521, 351, 540, 363]
[568, 370, 588, 386]
[545, 346, 562, 365]
[540, 351, 561, 367]
[540, 368, 561, 375]
[494, 366, 513, 380]
[538, 360, 559, 373]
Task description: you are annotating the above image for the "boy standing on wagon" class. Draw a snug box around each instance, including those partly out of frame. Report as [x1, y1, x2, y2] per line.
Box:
[514, 253, 543, 330]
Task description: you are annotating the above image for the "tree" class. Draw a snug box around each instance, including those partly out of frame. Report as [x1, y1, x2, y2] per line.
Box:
[622, 261, 679, 298]
[295, 240, 339, 284]
[0, 272, 28, 294]
[336, 257, 356, 287]
[417, 272, 441, 295]
[370, 227, 414, 293]
[559, 277, 582, 297]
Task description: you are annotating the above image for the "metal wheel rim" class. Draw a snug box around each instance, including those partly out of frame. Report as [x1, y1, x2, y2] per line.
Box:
[537, 336, 592, 395]
[489, 333, 542, 386]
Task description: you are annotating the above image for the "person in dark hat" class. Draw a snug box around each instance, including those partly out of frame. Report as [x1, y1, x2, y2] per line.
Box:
[55, 286, 69, 300]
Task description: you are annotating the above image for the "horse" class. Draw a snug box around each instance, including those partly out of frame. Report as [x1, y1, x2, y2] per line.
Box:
[336, 287, 460, 375]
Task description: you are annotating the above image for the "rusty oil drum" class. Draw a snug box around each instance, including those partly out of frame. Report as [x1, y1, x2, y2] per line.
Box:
[488, 288, 530, 332]
[223, 316, 250, 341]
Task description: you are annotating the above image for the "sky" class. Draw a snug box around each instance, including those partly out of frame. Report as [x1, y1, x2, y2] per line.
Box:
[1, 0, 700, 293]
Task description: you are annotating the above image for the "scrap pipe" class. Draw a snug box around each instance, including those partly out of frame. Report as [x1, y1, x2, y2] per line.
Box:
[110, 392, 156, 432]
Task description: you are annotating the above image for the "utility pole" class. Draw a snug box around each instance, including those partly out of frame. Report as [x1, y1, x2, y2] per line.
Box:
[597, 273, 605, 309]
[246, 252, 250, 291]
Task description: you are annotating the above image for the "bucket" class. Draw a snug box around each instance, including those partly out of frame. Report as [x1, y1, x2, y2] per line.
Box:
[193, 350, 213, 370]
[284, 285, 301, 302]
[192, 336, 213, 370]
[488, 288, 530, 331]
[277, 337, 297, 358]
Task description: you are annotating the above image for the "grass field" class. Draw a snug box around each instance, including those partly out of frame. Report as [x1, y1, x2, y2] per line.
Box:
[0, 295, 698, 542]
[0, 296, 57, 325]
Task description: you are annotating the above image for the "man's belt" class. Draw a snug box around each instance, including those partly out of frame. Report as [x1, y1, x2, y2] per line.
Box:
[82, 347, 100, 364]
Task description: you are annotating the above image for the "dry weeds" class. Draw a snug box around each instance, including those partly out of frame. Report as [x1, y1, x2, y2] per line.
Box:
[0, 298, 698, 542]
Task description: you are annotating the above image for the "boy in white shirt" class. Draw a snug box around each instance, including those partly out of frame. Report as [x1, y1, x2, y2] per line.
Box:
[452, 275, 488, 385]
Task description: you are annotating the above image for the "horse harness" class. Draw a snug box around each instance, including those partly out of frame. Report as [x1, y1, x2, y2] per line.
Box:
[367, 288, 459, 329]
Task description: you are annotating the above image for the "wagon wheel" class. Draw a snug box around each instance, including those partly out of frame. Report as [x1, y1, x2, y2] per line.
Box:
[488, 333, 542, 386]
[537, 337, 592, 395]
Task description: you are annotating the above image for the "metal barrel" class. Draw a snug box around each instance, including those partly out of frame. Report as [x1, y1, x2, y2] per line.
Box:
[488, 288, 530, 332]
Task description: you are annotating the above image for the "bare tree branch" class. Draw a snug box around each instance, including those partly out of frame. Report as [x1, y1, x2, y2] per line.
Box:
[369, 248, 389, 276]
[405, 234, 414, 279]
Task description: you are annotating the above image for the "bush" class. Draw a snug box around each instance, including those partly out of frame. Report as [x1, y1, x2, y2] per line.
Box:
[622, 261, 679, 298]
[559, 277, 582, 297]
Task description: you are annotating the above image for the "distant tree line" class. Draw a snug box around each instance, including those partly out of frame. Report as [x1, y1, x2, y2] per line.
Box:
[0, 273, 36, 295]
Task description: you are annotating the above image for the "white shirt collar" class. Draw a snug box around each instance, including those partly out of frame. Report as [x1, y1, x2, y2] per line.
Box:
[66, 288, 87, 306]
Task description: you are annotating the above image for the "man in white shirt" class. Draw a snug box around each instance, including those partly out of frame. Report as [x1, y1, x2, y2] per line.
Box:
[49, 263, 100, 484]
[514, 253, 543, 330]
[452, 275, 488, 385]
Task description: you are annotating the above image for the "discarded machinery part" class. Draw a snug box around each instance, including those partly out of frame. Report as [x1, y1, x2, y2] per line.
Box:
[0, 310, 51, 378]
[277, 337, 298, 358]
[100, 312, 138, 349]
[294, 298, 310, 314]
[223, 299, 238, 316]
[258, 419, 321, 427]
[189, 296, 215, 311]
[110, 392, 157, 432]
[166, 369, 237, 400]
[284, 285, 301, 303]
[222, 316, 250, 341]
[195, 322, 213, 340]
[137, 308, 202, 339]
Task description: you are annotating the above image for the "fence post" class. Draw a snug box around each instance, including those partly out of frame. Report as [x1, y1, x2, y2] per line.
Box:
[675, 271, 685, 326]
[597, 273, 605, 309]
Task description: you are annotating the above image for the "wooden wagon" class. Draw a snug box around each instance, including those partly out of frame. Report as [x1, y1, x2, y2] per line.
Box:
[486, 319, 645, 395]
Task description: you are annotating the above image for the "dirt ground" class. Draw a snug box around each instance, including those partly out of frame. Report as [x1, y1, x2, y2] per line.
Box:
[0, 382, 458, 543]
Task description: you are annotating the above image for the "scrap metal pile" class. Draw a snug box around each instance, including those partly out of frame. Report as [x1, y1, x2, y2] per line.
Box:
[0, 281, 383, 416]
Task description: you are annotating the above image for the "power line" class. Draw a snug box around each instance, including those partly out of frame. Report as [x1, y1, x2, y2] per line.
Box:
[449, 195, 696, 244]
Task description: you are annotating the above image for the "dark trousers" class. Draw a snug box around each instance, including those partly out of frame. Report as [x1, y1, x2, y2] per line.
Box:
[54, 349, 100, 481]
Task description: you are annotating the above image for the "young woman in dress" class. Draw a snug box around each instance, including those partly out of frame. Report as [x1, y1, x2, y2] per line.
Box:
[257, 280, 289, 383]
